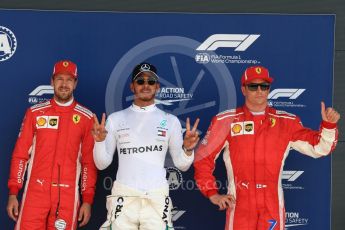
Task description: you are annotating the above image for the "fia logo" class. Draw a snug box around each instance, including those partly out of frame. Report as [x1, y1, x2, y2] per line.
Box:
[0, 26, 17, 61]
[195, 53, 210, 64]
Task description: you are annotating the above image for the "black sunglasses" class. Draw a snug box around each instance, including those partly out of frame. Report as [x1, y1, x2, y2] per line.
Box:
[246, 83, 270, 91]
[135, 78, 157, 86]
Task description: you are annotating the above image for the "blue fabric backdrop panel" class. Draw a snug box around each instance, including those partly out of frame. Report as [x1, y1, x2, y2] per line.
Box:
[0, 10, 334, 229]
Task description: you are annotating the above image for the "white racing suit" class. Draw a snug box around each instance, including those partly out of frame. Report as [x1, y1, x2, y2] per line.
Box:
[100, 181, 173, 230]
[94, 104, 194, 230]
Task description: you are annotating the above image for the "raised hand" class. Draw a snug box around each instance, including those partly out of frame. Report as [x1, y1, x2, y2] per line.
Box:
[321, 101, 340, 124]
[183, 117, 200, 152]
[92, 113, 108, 142]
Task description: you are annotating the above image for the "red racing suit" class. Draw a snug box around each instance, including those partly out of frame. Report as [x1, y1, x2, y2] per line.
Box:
[8, 99, 97, 230]
[194, 105, 338, 230]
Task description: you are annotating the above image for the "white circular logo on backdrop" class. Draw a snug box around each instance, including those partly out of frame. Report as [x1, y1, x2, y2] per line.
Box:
[106, 36, 236, 114]
[0, 26, 17, 62]
[106, 36, 237, 167]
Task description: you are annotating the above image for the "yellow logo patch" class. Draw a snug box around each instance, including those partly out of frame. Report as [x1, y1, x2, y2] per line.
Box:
[232, 124, 242, 134]
[73, 114, 81, 124]
[255, 67, 262, 74]
[270, 118, 276, 127]
[37, 117, 47, 126]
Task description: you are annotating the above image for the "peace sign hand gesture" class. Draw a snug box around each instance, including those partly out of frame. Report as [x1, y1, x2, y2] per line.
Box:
[92, 113, 108, 142]
[183, 117, 200, 154]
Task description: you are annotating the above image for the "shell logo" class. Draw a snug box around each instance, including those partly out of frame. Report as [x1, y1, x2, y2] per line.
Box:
[232, 124, 242, 134]
[37, 117, 47, 126]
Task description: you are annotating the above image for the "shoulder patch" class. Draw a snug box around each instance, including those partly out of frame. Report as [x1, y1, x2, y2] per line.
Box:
[275, 110, 296, 117]
[216, 108, 242, 120]
[30, 100, 51, 111]
[269, 110, 297, 120]
[75, 104, 93, 119]
[217, 109, 236, 116]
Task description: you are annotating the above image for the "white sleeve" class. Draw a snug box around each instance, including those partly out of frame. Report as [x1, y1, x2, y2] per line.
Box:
[168, 116, 194, 172]
[93, 117, 117, 170]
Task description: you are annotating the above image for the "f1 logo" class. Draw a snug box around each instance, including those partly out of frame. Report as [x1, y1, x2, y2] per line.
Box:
[29, 85, 54, 96]
[268, 89, 305, 100]
[268, 219, 277, 230]
[282, 170, 304, 181]
[196, 34, 260, 51]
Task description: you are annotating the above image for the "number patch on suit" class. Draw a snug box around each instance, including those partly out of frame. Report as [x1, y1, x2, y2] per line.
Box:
[268, 219, 277, 230]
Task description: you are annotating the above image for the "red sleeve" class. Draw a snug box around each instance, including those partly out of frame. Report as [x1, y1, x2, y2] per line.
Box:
[194, 116, 231, 198]
[8, 109, 35, 195]
[290, 116, 338, 157]
[80, 116, 97, 204]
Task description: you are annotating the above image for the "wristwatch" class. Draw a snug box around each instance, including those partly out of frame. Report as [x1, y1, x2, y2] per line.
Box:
[182, 145, 194, 154]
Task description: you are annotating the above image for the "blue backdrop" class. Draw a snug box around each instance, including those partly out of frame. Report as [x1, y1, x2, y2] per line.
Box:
[0, 10, 335, 229]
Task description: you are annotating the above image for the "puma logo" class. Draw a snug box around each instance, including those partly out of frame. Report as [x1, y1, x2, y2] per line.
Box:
[241, 182, 249, 189]
[36, 179, 44, 186]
